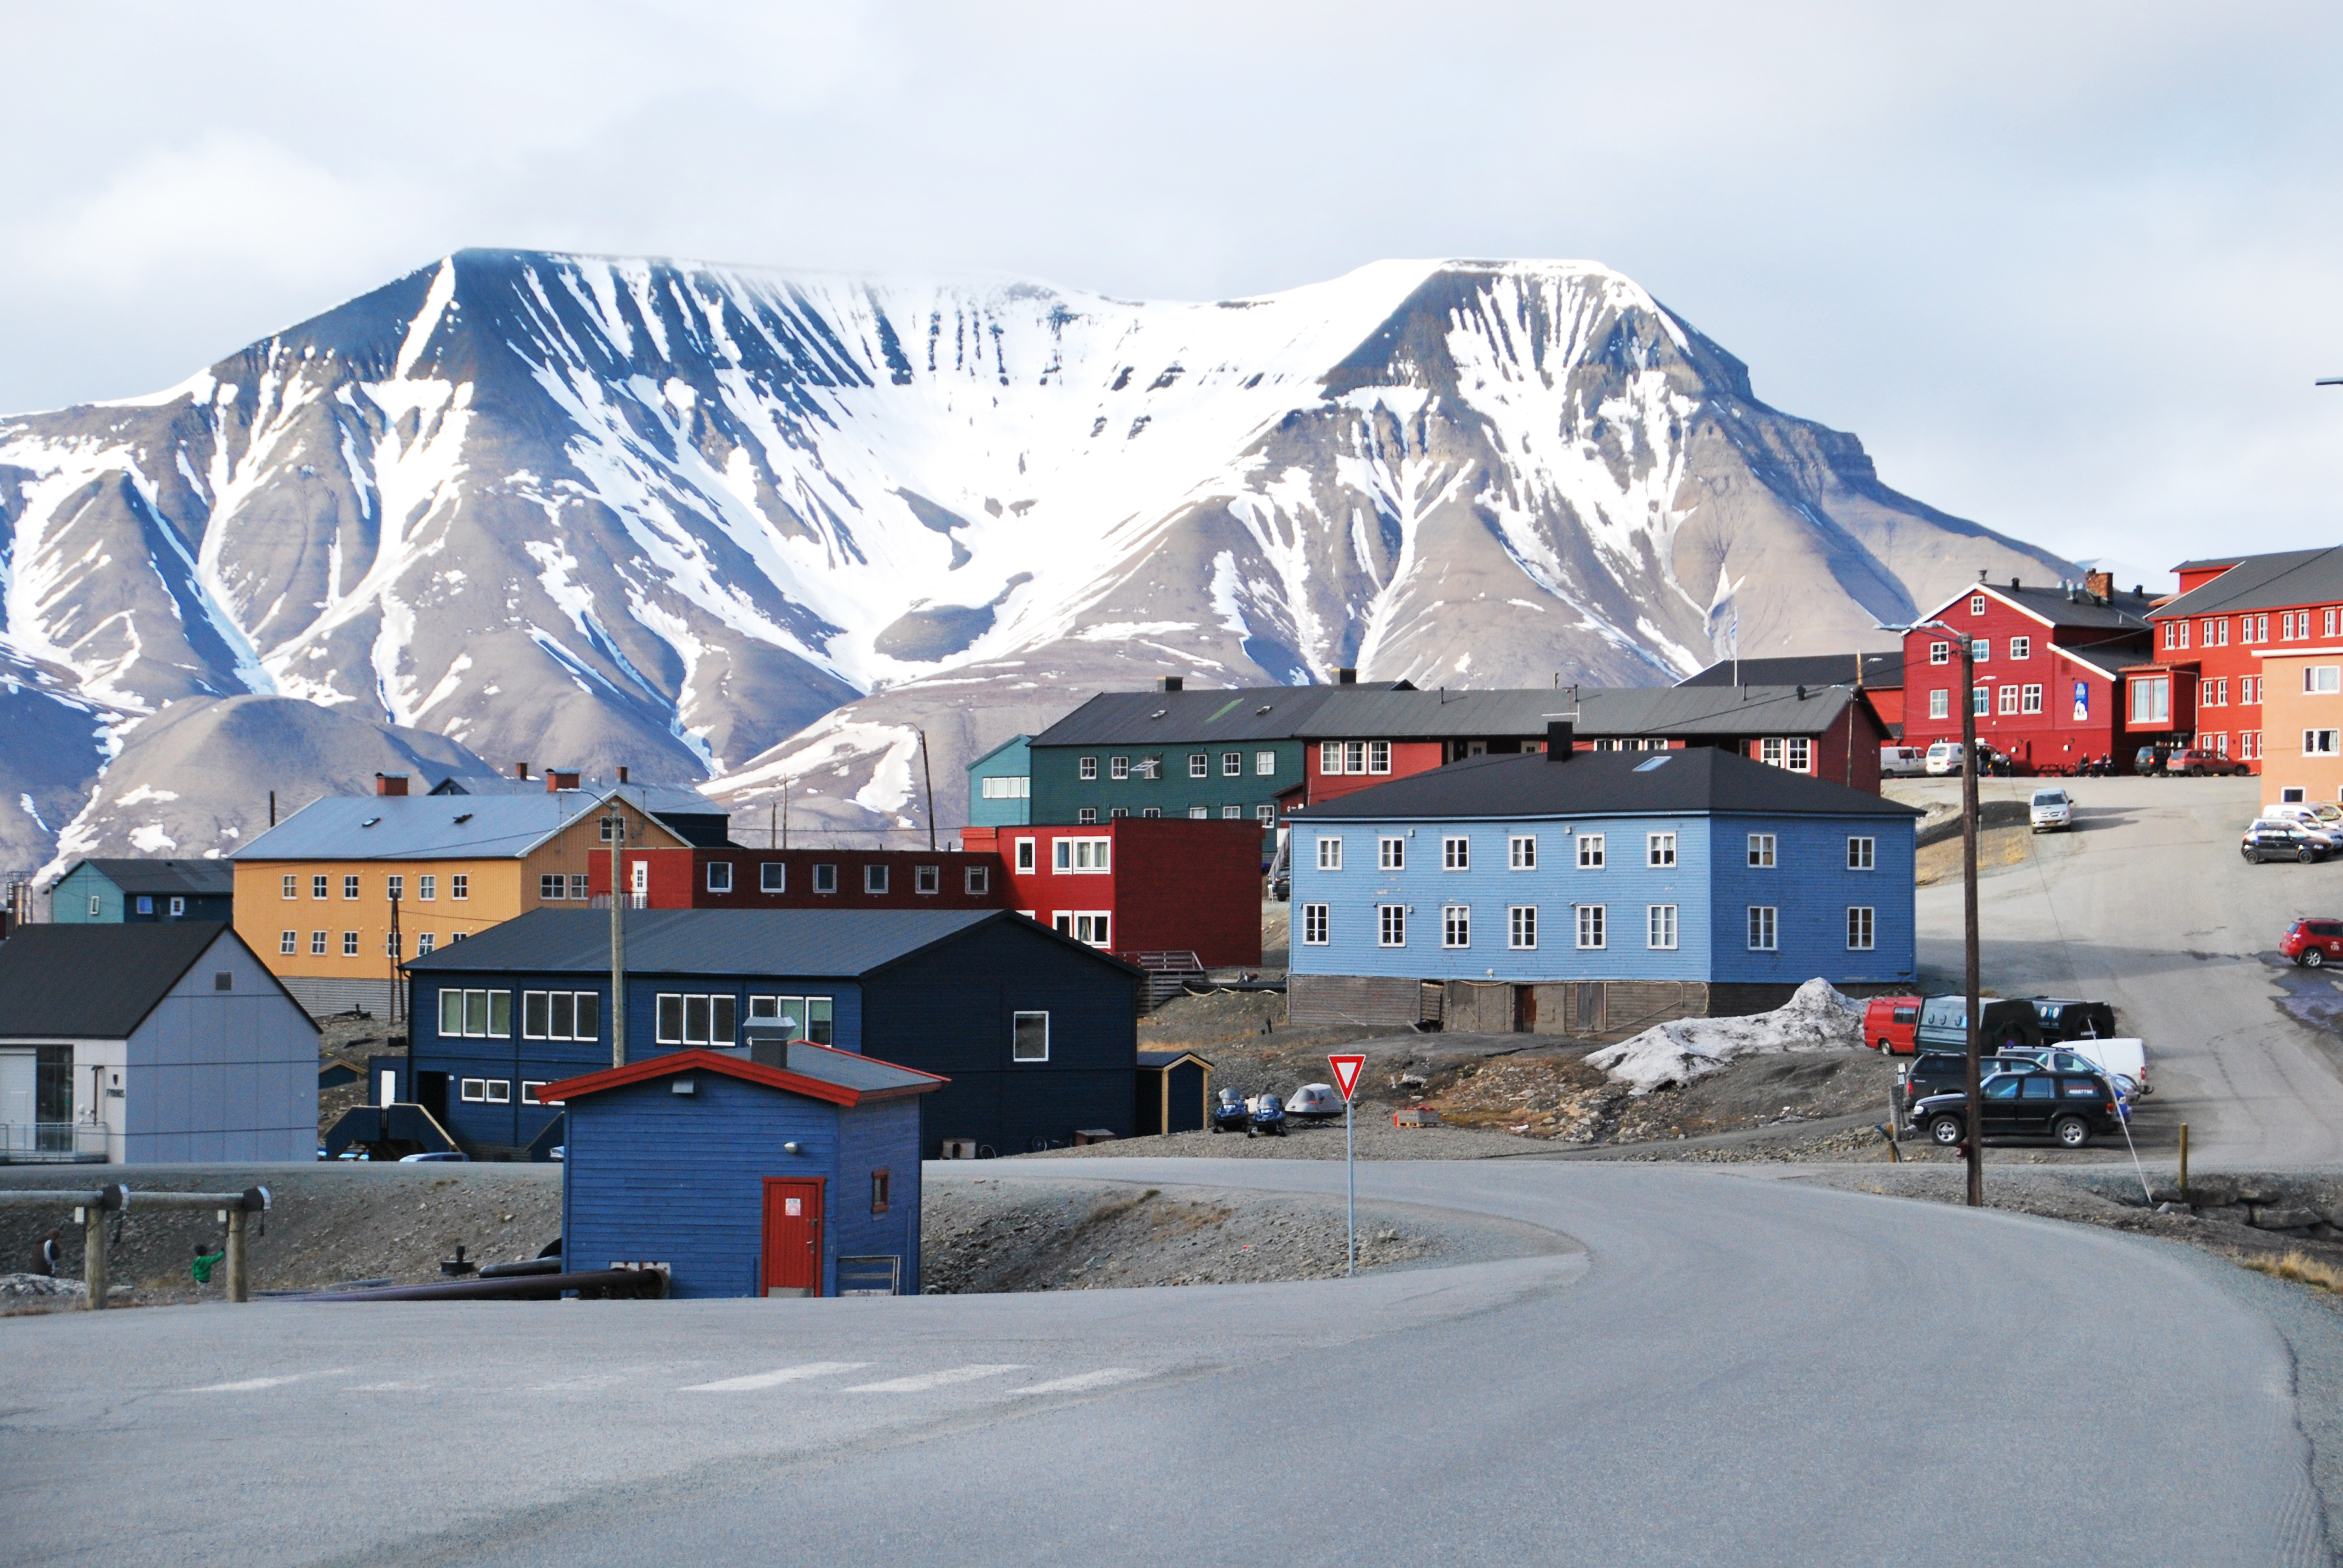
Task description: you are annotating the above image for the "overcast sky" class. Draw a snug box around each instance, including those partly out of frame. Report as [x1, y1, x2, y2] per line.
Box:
[5, 1, 2338, 578]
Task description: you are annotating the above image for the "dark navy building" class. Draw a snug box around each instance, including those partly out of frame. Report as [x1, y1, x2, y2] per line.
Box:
[544, 1044, 942, 1299]
[396, 908, 1142, 1158]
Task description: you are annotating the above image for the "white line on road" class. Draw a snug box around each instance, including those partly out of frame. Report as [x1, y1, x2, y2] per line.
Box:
[844, 1364, 1026, 1393]
[182, 1369, 352, 1393]
[681, 1362, 872, 1392]
[1006, 1368, 1144, 1396]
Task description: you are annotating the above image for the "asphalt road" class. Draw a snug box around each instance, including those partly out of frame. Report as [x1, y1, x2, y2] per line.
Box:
[1907, 776, 2343, 1168]
[2, 1158, 2325, 1566]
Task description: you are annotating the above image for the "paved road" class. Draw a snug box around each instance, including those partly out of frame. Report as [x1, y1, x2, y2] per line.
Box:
[2, 1158, 2324, 1566]
[1907, 777, 2343, 1167]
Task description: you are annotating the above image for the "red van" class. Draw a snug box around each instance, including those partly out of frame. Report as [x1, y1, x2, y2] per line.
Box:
[1864, 996, 1923, 1054]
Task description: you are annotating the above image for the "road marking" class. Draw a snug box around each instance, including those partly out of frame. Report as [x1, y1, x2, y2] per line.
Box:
[1006, 1368, 1144, 1396]
[182, 1368, 351, 1393]
[844, 1364, 1026, 1393]
[681, 1362, 871, 1392]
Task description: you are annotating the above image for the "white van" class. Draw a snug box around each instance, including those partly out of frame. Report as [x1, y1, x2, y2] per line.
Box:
[1881, 744, 1926, 777]
[1924, 740, 1967, 777]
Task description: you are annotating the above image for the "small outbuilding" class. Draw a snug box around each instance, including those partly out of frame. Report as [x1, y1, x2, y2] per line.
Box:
[541, 1042, 945, 1299]
[1135, 1050, 1212, 1136]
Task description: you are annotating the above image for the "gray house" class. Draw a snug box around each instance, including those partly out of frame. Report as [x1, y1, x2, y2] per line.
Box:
[0, 924, 318, 1163]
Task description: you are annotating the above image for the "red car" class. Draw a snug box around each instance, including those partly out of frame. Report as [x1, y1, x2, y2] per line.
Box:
[2281, 918, 2343, 967]
[1863, 995, 1923, 1054]
[2167, 748, 2251, 778]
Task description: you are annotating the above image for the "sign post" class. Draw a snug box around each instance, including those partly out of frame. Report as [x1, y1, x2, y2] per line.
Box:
[1329, 1054, 1366, 1277]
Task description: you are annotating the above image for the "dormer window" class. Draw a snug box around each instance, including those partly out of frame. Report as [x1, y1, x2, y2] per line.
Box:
[1970, 595, 1987, 616]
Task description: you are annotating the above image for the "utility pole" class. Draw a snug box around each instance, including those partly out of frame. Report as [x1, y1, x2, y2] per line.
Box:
[608, 803, 627, 1069]
[1959, 632, 1983, 1208]
[919, 728, 938, 852]
[387, 890, 402, 1028]
[782, 780, 790, 849]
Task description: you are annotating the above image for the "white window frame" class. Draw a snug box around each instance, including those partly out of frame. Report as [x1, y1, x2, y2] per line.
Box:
[1647, 904, 1678, 950]
[1998, 684, 2020, 716]
[1190, 752, 1210, 779]
[1748, 906, 1778, 952]
[1109, 755, 1129, 781]
[419, 874, 434, 901]
[1578, 834, 1605, 869]
[1301, 903, 1329, 945]
[1761, 737, 1783, 768]
[1576, 904, 1606, 950]
[813, 863, 839, 893]
[1077, 808, 1098, 825]
[965, 865, 989, 895]
[655, 992, 738, 1047]
[1847, 906, 1875, 951]
[280, 930, 297, 955]
[1508, 905, 1536, 950]
[1970, 595, 1987, 616]
[1377, 904, 1406, 947]
[1013, 1010, 1050, 1063]
[1367, 740, 1391, 774]
[1014, 838, 1035, 872]
[2307, 730, 2340, 756]
[1441, 904, 1470, 949]
[1221, 806, 1243, 820]
[864, 863, 890, 894]
[1509, 835, 1536, 871]
[1748, 833, 1775, 868]
[1847, 836, 1876, 871]
[1319, 741, 1342, 774]
[916, 864, 940, 895]
[1343, 742, 1367, 774]
[2307, 666, 2341, 695]
[1256, 750, 1276, 777]
[281, 874, 297, 900]
[1647, 832, 1676, 868]
[1973, 639, 1991, 664]
[460, 1078, 487, 1103]
[1316, 837, 1342, 871]
[1378, 837, 1405, 871]
[1930, 641, 1949, 665]
[1055, 837, 1112, 872]
[2021, 684, 2043, 714]
[1787, 738, 1811, 773]
[761, 861, 785, 893]
[707, 861, 733, 893]
[1078, 756, 1098, 780]
[1443, 835, 1469, 871]
[342, 931, 359, 956]
[1222, 751, 1242, 777]
[1929, 689, 1950, 720]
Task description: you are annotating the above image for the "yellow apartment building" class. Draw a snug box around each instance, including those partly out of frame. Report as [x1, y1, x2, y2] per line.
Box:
[230, 777, 690, 1016]
[2256, 647, 2343, 809]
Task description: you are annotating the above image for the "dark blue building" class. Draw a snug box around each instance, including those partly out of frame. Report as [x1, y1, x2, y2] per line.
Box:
[396, 908, 1142, 1158]
[544, 1044, 942, 1299]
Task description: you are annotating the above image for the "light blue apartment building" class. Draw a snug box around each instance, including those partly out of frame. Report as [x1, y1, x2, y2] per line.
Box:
[1285, 736, 1919, 1034]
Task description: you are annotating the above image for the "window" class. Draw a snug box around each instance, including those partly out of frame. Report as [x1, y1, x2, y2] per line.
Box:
[1054, 837, 1110, 872]
[439, 988, 513, 1039]
[520, 1082, 546, 1106]
[2010, 636, 2030, 660]
[965, 865, 989, 895]
[280, 930, 297, 955]
[2307, 731, 2340, 756]
[916, 864, 940, 895]
[2021, 684, 2042, 714]
[2129, 676, 2169, 724]
[1378, 904, 1407, 947]
[1929, 689, 1950, 720]
[310, 930, 327, 955]
[1576, 904, 1606, 949]
[1998, 685, 2020, 715]
[312, 874, 329, 898]
[281, 874, 297, 900]
[1256, 804, 1276, 825]
[1010, 1010, 1051, 1062]
[1438, 904, 1470, 948]
[2287, 612, 2304, 640]
[979, 775, 1031, 799]
[2256, 614, 2270, 642]
[759, 861, 785, 893]
[1368, 741, 1391, 774]
[385, 930, 402, 958]
[1319, 741, 1342, 774]
[1841, 835, 1876, 872]
[1008, 839, 1035, 876]
[1221, 805, 1242, 820]
[2283, 786, 2308, 802]
[1748, 833, 1775, 867]
[1378, 837, 1404, 871]
[1647, 832, 1676, 868]
[1509, 835, 1536, 870]
[1256, 750, 1276, 776]
[1787, 738, 1810, 772]
[1317, 837, 1342, 871]
[1748, 906, 1778, 952]
[1218, 751, 1240, 777]
[342, 930, 359, 956]
[1973, 687, 1990, 716]
[1443, 835, 1470, 871]
[2244, 676, 2263, 704]
[1190, 753, 1209, 779]
[1187, 806, 1208, 820]
[1508, 906, 1536, 949]
[1302, 903, 1329, 944]
[540, 874, 566, 900]
[1929, 641, 1948, 665]
[1648, 904, 1678, 950]
[2243, 731, 2263, 760]
[2164, 620, 2180, 648]
[655, 993, 738, 1047]
[698, 861, 729, 895]
[451, 874, 468, 900]
[1079, 756, 1098, 780]
[2217, 618, 2233, 645]
[2308, 667, 2341, 694]
[813, 863, 838, 893]
[1578, 834, 1604, 869]
[1761, 737, 1782, 768]
[1077, 808, 1098, 825]
[419, 875, 435, 901]
[461, 1078, 486, 1103]
[417, 933, 434, 955]
[747, 995, 833, 1044]
[871, 1170, 891, 1216]
[1970, 594, 1987, 616]
[522, 991, 601, 1041]
[864, 864, 889, 894]
[88, 895, 101, 917]
[344, 874, 361, 900]
[1972, 640, 1990, 664]
[1108, 756, 1129, 781]
[1847, 906, 1876, 950]
[1343, 742, 1367, 774]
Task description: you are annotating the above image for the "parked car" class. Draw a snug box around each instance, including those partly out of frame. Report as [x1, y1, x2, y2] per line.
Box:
[1286, 1083, 1345, 1121]
[1912, 1071, 2126, 1149]
[2166, 747, 2251, 778]
[1914, 995, 2043, 1054]
[2029, 788, 2074, 832]
[1863, 996, 1922, 1054]
[1898, 1050, 2045, 1114]
[1209, 1087, 1251, 1134]
[2135, 743, 2176, 776]
[2028, 997, 2116, 1044]
[2242, 823, 2332, 864]
[2281, 917, 2343, 968]
[2003, 1042, 2149, 1098]
[398, 1151, 467, 1163]
[2261, 803, 2343, 844]
[1881, 745, 1927, 778]
[1924, 740, 1967, 777]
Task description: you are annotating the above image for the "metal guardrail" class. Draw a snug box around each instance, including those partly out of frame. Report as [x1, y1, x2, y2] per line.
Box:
[0, 1123, 109, 1163]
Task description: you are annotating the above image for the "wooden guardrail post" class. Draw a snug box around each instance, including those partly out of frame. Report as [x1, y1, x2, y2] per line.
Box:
[70, 1186, 126, 1310]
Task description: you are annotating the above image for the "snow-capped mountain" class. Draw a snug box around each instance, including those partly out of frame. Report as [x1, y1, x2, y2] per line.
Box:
[0, 250, 2069, 865]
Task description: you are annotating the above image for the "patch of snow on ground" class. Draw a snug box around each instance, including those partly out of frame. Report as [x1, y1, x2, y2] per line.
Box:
[1586, 978, 1863, 1094]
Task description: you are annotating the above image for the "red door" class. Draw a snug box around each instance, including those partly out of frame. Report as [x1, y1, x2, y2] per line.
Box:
[762, 1178, 825, 1297]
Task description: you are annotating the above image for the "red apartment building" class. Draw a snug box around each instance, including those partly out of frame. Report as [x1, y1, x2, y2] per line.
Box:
[2132, 547, 2343, 771]
[1898, 573, 2157, 771]
[589, 847, 1008, 910]
[961, 820, 1263, 968]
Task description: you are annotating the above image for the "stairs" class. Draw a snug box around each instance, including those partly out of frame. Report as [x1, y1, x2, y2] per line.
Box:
[1121, 950, 1206, 1011]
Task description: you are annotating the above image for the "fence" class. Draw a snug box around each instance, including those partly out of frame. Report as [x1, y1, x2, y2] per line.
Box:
[0, 1123, 110, 1163]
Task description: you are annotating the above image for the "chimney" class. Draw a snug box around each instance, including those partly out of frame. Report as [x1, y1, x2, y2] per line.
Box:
[1978, 569, 1988, 583]
[514, 762, 531, 780]
[2010, 576, 2020, 591]
[1157, 675, 1184, 693]
[2085, 570, 2112, 603]
[1545, 720, 1574, 760]
[1337, 667, 1357, 685]
[546, 769, 582, 792]
[617, 765, 630, 784]
[374, 773, 408, 797]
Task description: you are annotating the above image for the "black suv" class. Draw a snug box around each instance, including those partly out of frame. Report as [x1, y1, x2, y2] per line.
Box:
[1899, 1050, 2040, 1114]
[1911, 1071, 2125, 1149]
[2243, 823, 2331, 864]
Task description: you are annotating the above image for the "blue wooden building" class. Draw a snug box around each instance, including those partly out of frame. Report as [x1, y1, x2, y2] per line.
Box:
[542, 1042, 943, 1298]
[1285, 730, 1920, 1034]
[50, 859, 234, 924]
[396, 908, 1141, 1159]
[965, 734, 1034, 826]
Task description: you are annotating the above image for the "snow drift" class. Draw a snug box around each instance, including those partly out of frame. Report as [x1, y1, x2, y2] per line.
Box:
[1587, 979, 1865, 1094]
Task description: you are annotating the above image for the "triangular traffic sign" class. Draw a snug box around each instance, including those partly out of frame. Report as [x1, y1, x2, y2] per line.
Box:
[1328, 1053, 1366, 1102]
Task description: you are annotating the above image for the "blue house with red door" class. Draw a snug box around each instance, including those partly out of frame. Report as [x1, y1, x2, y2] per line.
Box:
[543, 1042, 943, 1298]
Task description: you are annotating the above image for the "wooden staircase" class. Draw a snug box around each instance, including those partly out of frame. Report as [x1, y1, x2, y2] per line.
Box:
[1121, 950, 1206, 1011]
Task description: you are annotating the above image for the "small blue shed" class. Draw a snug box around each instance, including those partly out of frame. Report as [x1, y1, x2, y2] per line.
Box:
[541, 1042, 945, 1299]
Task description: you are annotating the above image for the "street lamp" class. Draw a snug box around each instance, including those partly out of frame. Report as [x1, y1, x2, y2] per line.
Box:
[1879, 616, 1986, 1208]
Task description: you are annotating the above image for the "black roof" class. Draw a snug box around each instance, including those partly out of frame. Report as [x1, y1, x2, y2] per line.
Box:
[1137, 1049, 1213, 1070]
[1679, 652, 1904, 691]
[403, 907, 1143, 979]
[2155, 547, 2343, 619]
[1031, 684, 1400, 747]
[1921, 581, 2158, 633]
[1293, 745, 1922, 823]
[0, 923, 290, 1038]
[1296, 688, 1565, 739]
[64, 859, 236, 897]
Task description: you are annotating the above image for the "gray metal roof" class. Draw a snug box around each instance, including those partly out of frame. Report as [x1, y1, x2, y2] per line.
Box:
[1918, 580, 2159, 632]
[1678, 652, 1904, 691]
[1569, 685, 1867, 739]
[2155, 547, 2343, 619]
[1294, 688, 1567, 739]
[1294, 745, 1921, 823]
[0, 924, 301, 1038]
[231, 788, 686, 862]
[1030, 685, 1381, 747]
[779, 1039, 943, 1093]
[403, 907, 1142, 979]
[64, 858, 235, 897]
[429, 775, 724, 819]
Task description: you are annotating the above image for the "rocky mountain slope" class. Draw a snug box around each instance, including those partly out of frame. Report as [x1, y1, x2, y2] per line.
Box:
[0, 250, 2068, 864]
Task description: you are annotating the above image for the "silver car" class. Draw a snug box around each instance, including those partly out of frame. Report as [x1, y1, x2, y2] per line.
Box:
[2029, 788, 2073, 832]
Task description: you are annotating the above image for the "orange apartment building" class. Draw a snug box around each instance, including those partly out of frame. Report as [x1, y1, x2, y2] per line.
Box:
[2138, 547, 2343, 773]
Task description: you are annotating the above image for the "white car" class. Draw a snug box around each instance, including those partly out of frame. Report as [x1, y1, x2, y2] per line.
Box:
[1924, 740, 1965, 777]
[2264, 802, 2343, 838]
[2029, 788, 2073, 832]
[1881, 745, 1927, 778]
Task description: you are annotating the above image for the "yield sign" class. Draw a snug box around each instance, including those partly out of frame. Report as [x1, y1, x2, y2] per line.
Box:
[1328, 1054, 1366, 1102]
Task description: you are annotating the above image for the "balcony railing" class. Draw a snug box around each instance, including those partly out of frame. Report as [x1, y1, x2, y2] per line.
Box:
[0, 1122, 110, 1163]
[589, 893, 649, 910]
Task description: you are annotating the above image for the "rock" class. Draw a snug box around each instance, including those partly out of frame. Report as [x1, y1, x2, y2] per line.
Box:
[2235, 1185, 2278, 1206]
[2183, 1176, 2238, 1207]
[2251, 1206, 2324, 1232]
[2155, 1201, 2191, 1215]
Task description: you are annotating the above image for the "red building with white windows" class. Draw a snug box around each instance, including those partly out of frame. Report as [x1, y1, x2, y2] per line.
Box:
[1898, 573, 2157, 772]
[589, 846, 1008, 909]
[2131, 547, 2343, 772]
[960, 820, 1263, 967]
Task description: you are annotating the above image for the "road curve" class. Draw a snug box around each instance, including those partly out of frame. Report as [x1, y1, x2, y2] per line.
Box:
[0, 1158, 2324, 1566]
